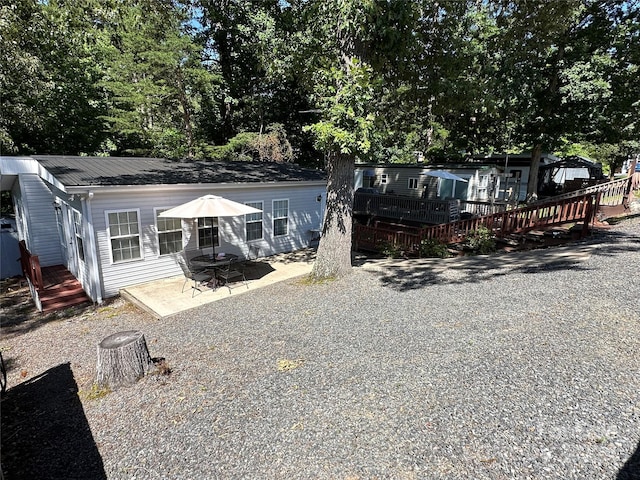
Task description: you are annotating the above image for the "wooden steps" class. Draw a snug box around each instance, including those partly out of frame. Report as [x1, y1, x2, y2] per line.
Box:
[39, 265, 92, 313]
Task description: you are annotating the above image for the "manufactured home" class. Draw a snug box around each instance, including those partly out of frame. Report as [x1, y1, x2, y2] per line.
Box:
[355, 163, 501, 201]
[0, 156, 326, 304]
[355, 153, 563, 203]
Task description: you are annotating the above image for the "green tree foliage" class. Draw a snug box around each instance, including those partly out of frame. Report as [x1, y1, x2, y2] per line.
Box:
[0, 0, 106, 154]
[197, 1, 304, 140]
[485, 0, 640, 195]
[96, 0, 220, 158]
[205, 123, 293, 162]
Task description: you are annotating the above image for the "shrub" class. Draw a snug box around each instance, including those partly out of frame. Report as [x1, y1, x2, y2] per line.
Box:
[419, 239, 451, 258]
[464, 226, 496, 254]
[203, 124, 293, 163]
[379, 241, 403, 258]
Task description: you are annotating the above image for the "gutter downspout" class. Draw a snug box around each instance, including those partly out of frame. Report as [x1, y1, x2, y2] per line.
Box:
[83, 191, 103, 304]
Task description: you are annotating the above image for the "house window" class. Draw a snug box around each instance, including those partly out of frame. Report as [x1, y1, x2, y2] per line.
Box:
[363, 170, 376, 187]
[408, 178, 419, 189]
[156, 209, 183, 255]
[380, 174, 388, 184]
[107, 210, 141, 263]
[273, 199, 289, 237]
[198, 217, 219, 249]
[477, 175, 489, 199]
[245, 201, 263, 241]
[73, 210, 85, 261]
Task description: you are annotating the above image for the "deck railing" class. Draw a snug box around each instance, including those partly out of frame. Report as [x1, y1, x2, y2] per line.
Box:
[18, 240, 43, 291]
[354, 193, 598, 253]
[459, 200, 509, 216]
[353, 193, 459, 224]
[537, 177, 631, 206]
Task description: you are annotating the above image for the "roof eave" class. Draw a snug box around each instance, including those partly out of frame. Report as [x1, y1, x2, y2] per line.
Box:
[65, 179, 327, 195]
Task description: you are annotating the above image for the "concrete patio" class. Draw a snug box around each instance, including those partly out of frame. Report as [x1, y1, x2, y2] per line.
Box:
[120, 249, 317, 319]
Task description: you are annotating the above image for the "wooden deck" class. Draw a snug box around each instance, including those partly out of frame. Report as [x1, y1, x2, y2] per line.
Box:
[353, 193, 460, 224]
[354, 193, 598, 254]
[18, 241, 92, 313]
[353, 175, 639, 255]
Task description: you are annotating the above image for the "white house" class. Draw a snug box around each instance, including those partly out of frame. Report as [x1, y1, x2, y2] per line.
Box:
[0, 156, 326, 303]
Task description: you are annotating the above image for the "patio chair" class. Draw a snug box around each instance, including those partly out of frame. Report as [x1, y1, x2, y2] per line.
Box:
[177, 256, 214, 297]
[184, 249, 205, 272]
[214, 258, 248, 293]
[242, 245, 262, 270]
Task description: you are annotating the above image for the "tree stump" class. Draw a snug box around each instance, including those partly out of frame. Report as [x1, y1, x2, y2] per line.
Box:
[96, 330, 152, 389]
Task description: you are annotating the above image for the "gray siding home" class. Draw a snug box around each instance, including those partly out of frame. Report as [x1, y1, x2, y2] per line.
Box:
[355, 163, 501, 201]
[355, 153, 561, 203]
[0, 156, 326, 303]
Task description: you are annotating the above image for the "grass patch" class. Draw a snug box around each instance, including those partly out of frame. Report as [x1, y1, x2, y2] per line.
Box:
[299, 274, 337, 286]
[79, 383, 112, 401]
[277, 358, 304, 372]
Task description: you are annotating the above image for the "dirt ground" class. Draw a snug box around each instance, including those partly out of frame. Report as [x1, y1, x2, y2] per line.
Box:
[0, 277, 145, 342]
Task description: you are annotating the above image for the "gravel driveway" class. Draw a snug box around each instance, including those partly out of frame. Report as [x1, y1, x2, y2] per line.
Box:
[1, 216, 639, 480]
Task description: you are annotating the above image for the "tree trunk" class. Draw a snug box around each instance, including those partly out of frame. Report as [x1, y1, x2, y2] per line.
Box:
[175, 67, 194, 158]
[311, 151, 354, 279]
[96, 330, 152, 389]
[526, 143, 543, 201]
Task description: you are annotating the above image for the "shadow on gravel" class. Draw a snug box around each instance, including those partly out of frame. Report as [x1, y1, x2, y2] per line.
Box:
[1, 276, 95, 340]
[1, 363, 106, 480]
[618, 438, 640, 480]
[375, 257, 591, 291]
[368, 218, 639, 292]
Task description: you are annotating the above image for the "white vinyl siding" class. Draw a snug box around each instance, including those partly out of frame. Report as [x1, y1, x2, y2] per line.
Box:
[89, 184, 324, 298]
[245, 201, 263, 241]
[155, 208, 183, 255]
[273, 199, 289, 237]
[106, 210, 142, 263]
[17, 174, 63, 266]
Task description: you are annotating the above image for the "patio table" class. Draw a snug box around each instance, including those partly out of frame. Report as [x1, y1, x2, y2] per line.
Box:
[189, 253, 239, 270]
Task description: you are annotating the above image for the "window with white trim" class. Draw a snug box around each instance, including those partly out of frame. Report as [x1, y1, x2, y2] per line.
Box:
[197, 217, 219, 249]
[273, 199, 289, 237]
[245, 201, 263, 241]
[408, 178, 418, 189]
[73, 209, 85, 261]
[107, 210, 141, 262]
[380, 173, 388, 184]
[156, 209, 183, 255]
[477, 175, 489, 199]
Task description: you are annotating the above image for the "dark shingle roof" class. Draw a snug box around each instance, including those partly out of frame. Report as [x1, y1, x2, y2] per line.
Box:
[33, 156, 326, 187]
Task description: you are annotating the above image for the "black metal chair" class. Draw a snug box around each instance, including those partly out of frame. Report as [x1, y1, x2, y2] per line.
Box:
[242, 245, 262, 270]
[214, 258, 248, 293]
[177, 256, 214, 297]
[184, 249, 206, 272]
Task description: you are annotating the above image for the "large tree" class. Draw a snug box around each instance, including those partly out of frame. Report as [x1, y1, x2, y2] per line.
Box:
[487, 0, 640, 197]
[299, 0, 417, 279]
[96, 0, 219, 158]
[0, 0, 106, 154]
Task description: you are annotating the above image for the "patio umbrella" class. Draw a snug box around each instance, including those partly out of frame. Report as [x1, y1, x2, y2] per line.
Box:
[159, 195, 262, 256]
[423, 170, 468, 182]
